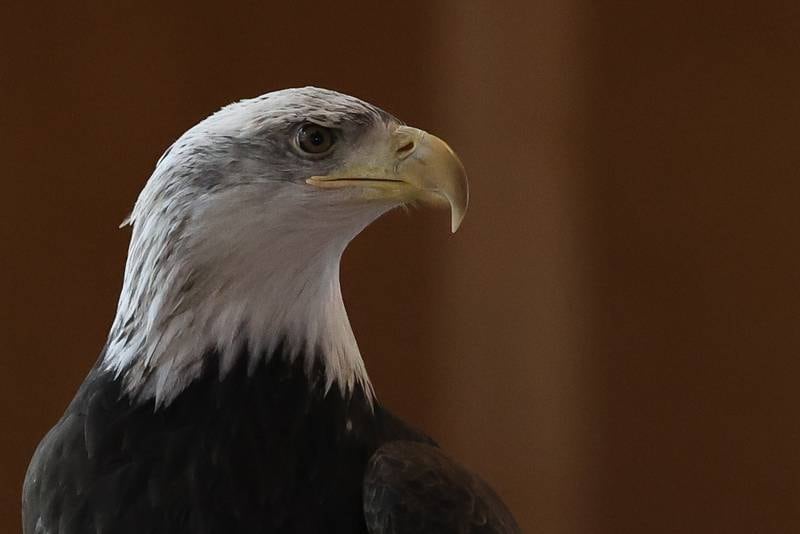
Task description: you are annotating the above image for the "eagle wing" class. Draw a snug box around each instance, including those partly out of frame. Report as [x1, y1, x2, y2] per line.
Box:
[363, 440, 521, 534]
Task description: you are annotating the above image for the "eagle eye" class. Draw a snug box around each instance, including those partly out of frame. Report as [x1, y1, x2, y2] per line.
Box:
[296, 124, 335, 155]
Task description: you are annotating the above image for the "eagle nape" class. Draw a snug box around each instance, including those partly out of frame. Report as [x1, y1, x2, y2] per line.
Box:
[23, 87, 520, 534]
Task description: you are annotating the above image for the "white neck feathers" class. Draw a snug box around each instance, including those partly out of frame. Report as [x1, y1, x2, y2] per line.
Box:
[104, 182, 385, 407]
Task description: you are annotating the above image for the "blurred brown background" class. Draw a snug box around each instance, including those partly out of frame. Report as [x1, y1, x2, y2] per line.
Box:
[2, 2, 800, 532]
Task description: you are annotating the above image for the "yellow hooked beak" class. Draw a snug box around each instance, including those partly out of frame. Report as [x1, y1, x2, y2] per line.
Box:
[305, 126, 469, 232]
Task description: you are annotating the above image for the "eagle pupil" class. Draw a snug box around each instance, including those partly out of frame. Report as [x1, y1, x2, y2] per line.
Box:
[297, 124, 334, 154]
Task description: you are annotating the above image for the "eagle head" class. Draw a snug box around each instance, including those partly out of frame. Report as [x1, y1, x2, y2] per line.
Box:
[105, 87, 468, 406]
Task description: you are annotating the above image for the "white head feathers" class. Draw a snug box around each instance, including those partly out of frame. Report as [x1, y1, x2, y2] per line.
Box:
[104, 88, 400, 406]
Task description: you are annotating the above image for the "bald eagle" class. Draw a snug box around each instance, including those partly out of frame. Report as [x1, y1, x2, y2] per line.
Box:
[23, 87, 520, 533]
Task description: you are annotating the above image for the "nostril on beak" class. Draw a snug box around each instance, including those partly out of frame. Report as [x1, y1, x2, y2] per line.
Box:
[396, 140, 416, 158]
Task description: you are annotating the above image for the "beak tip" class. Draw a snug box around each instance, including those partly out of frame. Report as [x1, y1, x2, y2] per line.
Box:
[450, 208, 466, 233]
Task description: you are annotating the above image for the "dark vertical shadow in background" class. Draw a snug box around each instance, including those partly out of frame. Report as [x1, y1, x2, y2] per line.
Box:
[584, 4, 800, 532]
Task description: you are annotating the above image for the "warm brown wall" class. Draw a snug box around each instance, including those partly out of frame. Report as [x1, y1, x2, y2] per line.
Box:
[3, 3, 800, 534]
[428, 2, 589, 532]
[583, 4, 800, 532]
[425, 0, 800, 532]
[428, 2, 800, 532]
